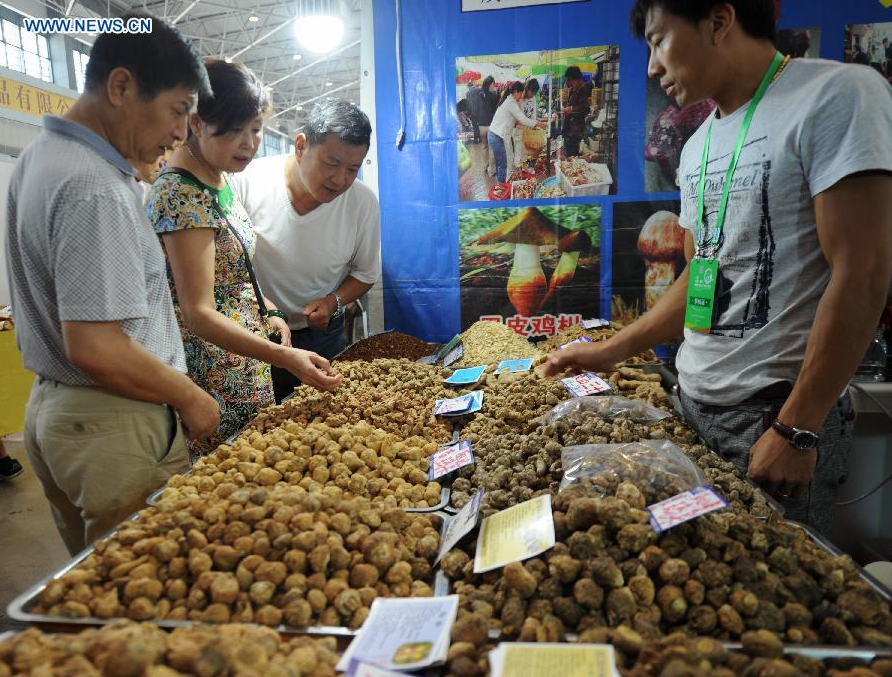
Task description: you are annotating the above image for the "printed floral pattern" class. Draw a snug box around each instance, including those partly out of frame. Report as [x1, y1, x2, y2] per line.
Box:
[149, 172, 274, 457]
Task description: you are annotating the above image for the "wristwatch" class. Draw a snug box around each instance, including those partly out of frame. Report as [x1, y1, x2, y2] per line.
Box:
[328, 291, 344, 318]
[771, 418, 820, 451]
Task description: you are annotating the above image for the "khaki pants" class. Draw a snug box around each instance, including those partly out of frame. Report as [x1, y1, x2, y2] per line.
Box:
[24, 378, 190, 555]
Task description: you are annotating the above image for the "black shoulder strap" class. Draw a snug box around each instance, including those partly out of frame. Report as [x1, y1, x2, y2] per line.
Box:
[158, 168, 268, 318]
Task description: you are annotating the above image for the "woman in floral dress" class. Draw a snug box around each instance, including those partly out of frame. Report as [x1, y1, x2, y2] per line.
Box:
[149, 60, 342, 457]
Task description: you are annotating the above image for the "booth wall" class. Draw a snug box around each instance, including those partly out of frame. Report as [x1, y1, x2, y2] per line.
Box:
[372, 0, 892, 342]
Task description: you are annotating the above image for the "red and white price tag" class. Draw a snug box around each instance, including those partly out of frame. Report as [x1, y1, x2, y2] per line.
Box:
[429, 441, 475, 480]
[561, 372, 612, 397]
[647, 486, 728, 533]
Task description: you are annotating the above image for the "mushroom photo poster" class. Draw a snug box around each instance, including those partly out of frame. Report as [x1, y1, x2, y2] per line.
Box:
[458, 205, 601, 338]
[456, 45, 619, 202]
[611, 201, 685, 329]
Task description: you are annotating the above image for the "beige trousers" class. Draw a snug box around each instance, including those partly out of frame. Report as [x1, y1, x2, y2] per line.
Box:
[24, 378, 190, 555]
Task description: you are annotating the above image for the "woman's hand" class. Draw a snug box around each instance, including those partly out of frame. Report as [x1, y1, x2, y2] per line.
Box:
[279, 348, 343, 391]
[266, 315, 292, 347]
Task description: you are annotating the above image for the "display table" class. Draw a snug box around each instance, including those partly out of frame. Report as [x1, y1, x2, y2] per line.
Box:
[0, 330, 34, 436]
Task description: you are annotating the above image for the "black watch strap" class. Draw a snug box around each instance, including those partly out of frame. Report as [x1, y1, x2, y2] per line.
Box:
[771, 418, 820, 451]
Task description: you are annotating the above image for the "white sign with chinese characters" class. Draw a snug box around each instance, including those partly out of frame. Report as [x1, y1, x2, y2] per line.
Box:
[462, 0, 589, 12]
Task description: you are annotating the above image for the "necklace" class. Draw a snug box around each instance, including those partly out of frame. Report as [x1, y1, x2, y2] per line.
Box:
[771, 55, 791, 82]
[186, 141, 225, 189]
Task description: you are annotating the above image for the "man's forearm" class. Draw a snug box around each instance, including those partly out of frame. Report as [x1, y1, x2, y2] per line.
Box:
[779, 271, 888, 431]
[605, 268, 689, 361]
[335, 276, 375, 306]
[63, 323, 204, 411]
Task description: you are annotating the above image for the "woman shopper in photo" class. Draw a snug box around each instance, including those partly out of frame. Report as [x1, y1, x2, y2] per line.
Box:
[488, 81, 539, 183]
[512, 78, 540, 171]
[148, 60, 342, 457]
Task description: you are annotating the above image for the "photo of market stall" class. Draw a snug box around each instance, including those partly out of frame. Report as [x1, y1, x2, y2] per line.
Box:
[456, 45, 619, 202]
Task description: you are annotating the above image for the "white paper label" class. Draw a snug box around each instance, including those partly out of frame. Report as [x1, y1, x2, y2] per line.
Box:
[429, 440, 475, 480]
[436, 488, 484, 564]
[474, 494, 555, 573]
[582, 318, 611, 329]
[336, 596, 459, 672]
[647, 485, 728, 533]
[561, 372, 612, 396]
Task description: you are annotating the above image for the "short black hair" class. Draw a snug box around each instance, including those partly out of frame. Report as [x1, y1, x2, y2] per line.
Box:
[195, 60, 271, 136]
[85, 13, 210, 100]
[630, 0, 777, 42]
[525, 78, 540, 94]
[565, 66, 583, 81]
[305, 99, 372, 148]
[482, 75, 495, 89]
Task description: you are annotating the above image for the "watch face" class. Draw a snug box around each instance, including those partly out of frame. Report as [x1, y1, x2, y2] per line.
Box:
[792, 430, 819, 451]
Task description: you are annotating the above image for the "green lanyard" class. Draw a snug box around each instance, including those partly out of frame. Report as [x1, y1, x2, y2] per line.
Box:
[695, 51, 785, 251]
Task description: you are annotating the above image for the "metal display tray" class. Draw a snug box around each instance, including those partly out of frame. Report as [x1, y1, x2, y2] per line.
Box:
[7, 514, 450, 637]
[786, 519, 892, 604]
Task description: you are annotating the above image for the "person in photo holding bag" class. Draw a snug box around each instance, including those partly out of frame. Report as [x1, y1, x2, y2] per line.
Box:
[148, 59, 342, 457]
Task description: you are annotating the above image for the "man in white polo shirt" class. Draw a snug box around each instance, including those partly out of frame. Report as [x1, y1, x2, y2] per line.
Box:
[230, 99, 380, 402]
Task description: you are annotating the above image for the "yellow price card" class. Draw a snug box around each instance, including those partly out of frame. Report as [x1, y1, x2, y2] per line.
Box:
[473, 494, 555, 573]
[493, 643, 617, 677]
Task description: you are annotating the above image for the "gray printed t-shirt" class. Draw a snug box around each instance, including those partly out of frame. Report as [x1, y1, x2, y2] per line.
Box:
[676, 59, 892, 406]
[5, 116, 186, 385]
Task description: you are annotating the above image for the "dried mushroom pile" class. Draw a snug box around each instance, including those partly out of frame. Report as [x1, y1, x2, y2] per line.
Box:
[539, 324, 658, 365]
[0, 621, 340, 677]
[454, 321, 541, 368]
[444, 626, 892, 677]
[335, 331, 438, 363]
[442, 479, 892, 645]
[454, 407, 771, 519]
[156, 420, 444, 510]
[250, 359, 456, 442]
[32, 492, 441, 629]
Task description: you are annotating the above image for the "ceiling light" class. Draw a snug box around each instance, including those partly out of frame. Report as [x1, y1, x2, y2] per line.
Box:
[293, 54, 302, 60]
[325, 81, 333, 87]
[296, 105, 303, 110]
[294, 0, 344, 54]
[248, 14, 259, 22]
[224, 56, 233, 63]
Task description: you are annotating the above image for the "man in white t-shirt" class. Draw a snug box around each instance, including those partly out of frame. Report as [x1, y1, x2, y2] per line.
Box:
[545, 0, 892, 533]
[230, 99, 381, 402]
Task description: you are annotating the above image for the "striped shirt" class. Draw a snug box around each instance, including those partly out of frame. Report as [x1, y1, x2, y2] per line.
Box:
[4, 115, 186, 385]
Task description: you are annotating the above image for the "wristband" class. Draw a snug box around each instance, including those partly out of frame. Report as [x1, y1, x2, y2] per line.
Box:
[266, 309, 289, 323]
[328, 292, 344, 318]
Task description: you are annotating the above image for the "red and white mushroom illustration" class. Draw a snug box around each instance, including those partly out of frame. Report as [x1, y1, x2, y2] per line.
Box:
[637, 211, 686, 310]
[543, 229, 592, 303]
[474, 207, 563, 317]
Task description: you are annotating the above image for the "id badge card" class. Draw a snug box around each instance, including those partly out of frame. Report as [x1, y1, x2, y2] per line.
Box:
[684, 258, 719, 333]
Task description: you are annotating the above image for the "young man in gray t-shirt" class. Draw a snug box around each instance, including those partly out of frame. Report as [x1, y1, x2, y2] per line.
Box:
[5, 18, 219, 554]
[545, 0, 892, 533]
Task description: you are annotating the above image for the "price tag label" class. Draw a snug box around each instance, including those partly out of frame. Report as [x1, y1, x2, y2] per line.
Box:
[561, 372, 612, 397]
[474, 494, 555, 573]
[445, 365, 486, 385]
[582, 318, 611, 330]
[443, 343, 464, 367]
[436, 488, 484, 564]
[429, 440, 475, 480]
[433, 391, 483, 417]
[490, 643, 618, 677]
[647, 485, 728, 534]
[495, 358, 535, 375]
[433, 394, 474, 415]
[558, 336, 594, 350]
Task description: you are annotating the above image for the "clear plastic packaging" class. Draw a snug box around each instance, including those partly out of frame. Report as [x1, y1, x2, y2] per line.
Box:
[559, 439, 706, 500]
[540, 395, 672, 426]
